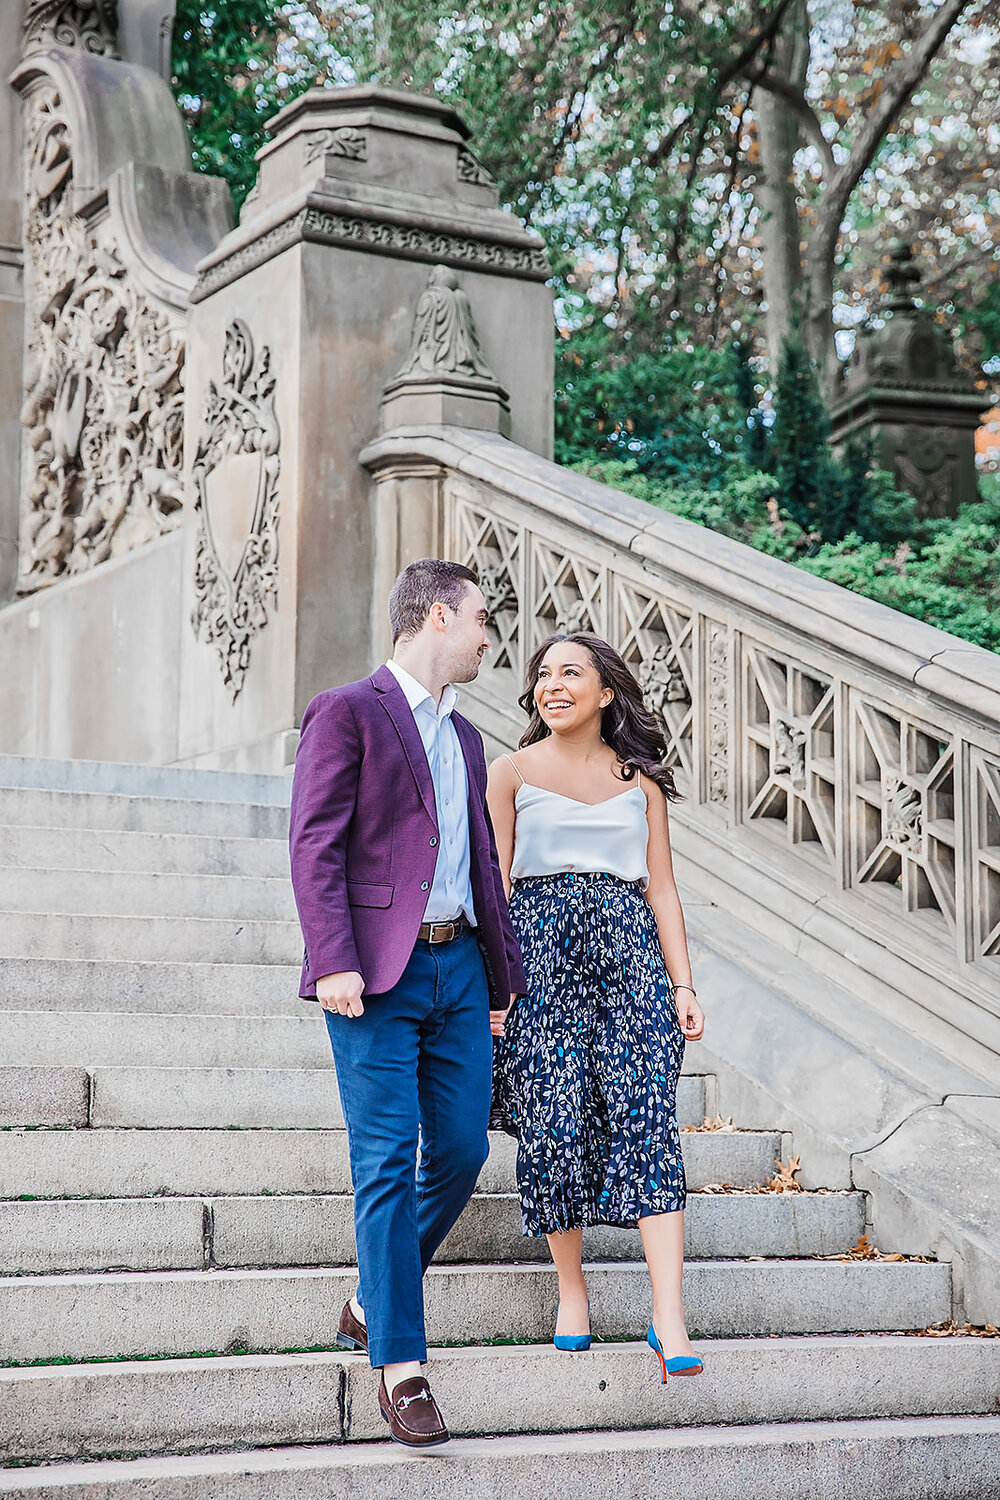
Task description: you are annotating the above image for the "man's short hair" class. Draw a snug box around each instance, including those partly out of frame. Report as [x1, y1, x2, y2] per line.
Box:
[389, 558, 479, 644]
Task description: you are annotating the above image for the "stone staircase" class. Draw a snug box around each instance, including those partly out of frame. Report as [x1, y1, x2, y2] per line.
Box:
[0, 759, 998, 1499]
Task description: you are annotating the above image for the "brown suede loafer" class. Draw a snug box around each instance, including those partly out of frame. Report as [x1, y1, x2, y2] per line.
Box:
[336, 1298, 368, 1354]
[378, 1374, 450, 1448]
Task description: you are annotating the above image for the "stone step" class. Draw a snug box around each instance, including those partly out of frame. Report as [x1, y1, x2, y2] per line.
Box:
[0, 1189, 866, 1275]
[0, 1013, 332, 1072]
[0, 1259, 952, 1364]
[7, 1419, 999, 1500]
[0, 912, 301, 965]
[0, 959, 303, 1014]
[0, 823, 290, 879]
[0, 867, 298, 922]
[0, 785, 289, 840]
[0, 1066, 710, 1131]
[2, 1337, 997, 1466]
[0, 1125, 776, 1199]
[0, 754, 292, 805]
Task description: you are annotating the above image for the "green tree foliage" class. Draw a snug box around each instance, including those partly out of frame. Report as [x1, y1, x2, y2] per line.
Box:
[172, 1, 330, 207]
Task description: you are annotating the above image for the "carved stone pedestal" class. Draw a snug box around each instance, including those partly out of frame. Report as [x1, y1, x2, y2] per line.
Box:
[177, 86, 552, 769]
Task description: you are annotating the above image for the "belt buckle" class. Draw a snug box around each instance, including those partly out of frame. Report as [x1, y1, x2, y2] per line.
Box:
[429, 919, 457, 944]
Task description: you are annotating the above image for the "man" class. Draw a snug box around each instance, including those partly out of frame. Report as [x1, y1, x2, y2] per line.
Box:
[289, 558, 525, 1448]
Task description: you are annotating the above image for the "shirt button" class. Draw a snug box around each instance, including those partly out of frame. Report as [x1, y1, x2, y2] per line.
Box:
[429, 837, 438, 847]
[421, 881, 430, 891]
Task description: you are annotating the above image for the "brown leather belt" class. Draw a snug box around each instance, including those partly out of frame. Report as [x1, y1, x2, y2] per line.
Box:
[417, 918, 470, 944]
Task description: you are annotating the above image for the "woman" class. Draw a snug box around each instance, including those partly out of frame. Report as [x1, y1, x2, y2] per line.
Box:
[487, 632, 705, 1379]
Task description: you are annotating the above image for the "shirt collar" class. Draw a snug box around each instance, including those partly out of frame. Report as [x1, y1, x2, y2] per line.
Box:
[385, 659, 459, 720]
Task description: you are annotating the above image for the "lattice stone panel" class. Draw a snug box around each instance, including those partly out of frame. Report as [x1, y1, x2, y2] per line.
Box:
[742, 643, 836, 869]
[531, 540, 603, 647]
[851, 698, 956, 932]
[973, 752, 1000, 961]
[451, 490, 522, 678]
[615, 580, 694, 779]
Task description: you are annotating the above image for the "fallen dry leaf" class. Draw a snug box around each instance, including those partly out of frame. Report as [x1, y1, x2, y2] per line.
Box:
[907, 1319, 1000, 1338]
[681, 1115, 741, 1134]
[823, 1233, 928, 1263]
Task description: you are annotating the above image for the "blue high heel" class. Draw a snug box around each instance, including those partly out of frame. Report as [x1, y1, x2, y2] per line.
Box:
[553, 1301, 591, 1352]
[647, 1323, 703, 1379]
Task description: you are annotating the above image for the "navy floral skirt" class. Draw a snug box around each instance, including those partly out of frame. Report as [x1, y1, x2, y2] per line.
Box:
[494, 872, 686, 1236]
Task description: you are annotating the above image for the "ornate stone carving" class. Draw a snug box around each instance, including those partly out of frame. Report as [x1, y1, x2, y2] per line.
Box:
[706, 623, 729, 804]
[304, 127, 367, 166]
[393, 266, 497, 383]
[883, 774, 923, 849]
[457, 147, 494, 187]
[638, 643, 690, 711]
[18, 83, 186, 591]
[852, 698, 955, 928]
[554, 598, 590, 634]
[191, 208, 551, 303]
[190, 320, 281, 701]
[24, 0, 119, 55]
[773, 716, 808, 789]
[743, 646, 836, 865]
[450, 489, 521, 674]
[478, 558, 517, 618]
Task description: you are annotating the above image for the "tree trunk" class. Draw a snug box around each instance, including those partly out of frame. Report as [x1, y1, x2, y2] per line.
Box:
[753, 0, 810, 371]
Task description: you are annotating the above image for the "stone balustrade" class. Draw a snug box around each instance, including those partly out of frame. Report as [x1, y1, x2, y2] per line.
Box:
[362, 425, 1000, 1085]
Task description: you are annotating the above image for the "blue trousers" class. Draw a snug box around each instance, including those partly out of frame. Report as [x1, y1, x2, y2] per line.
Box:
[324, 931, 492, 1367]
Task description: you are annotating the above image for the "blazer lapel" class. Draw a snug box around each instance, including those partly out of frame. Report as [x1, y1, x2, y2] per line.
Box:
[371, 666, 438, 825]
[453, 713, 485, 834]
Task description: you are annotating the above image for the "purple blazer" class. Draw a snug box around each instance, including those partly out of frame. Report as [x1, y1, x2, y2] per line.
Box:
[288, 665, 526, 1007]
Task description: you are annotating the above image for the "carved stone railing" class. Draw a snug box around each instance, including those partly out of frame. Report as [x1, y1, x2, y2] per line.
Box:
[362, 426, 1000, 1086]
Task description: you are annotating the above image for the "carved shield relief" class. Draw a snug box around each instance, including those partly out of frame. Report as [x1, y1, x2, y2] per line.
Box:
[191, 320, 281, 700]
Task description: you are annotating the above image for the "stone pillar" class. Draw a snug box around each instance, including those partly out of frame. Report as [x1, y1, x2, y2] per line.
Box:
[831, 243, 988, 518]
[178, 86, 553, 770]
[0, 1, 25, 602]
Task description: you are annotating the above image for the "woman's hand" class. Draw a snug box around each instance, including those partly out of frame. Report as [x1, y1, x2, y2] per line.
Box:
[674, 989, 705, 1041]
[490, 995, 516, 1036]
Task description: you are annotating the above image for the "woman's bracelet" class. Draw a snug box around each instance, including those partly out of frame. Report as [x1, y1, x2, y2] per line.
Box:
[673, 983, 697, 998]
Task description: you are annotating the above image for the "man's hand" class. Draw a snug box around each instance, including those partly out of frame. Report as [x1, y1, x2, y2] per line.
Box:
[316, 970, 365, 1017]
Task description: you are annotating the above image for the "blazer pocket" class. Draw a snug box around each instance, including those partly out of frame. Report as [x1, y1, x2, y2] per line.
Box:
[346, 881, 394, 908]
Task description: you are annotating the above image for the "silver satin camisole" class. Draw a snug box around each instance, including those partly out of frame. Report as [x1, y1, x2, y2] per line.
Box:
[508, 768, 650, 888]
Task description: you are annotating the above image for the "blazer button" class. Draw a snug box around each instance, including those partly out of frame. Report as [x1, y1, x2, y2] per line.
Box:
[429, 837, 439, 847]
[421, 881, 430, 891]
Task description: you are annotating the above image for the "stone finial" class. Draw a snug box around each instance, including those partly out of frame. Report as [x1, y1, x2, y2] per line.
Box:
[830, 243, 988, 517]
[380, 265, 510, 436]
[883, 239, 922, 313]
[24, 0, 120, 56]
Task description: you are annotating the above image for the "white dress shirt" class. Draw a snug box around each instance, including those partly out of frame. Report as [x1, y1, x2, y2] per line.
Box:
[385, 659, 477, 925]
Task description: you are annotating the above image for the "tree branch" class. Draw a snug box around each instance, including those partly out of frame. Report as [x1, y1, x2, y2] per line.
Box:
[743, 62, 835, 176]
[819, 0, 977, 240]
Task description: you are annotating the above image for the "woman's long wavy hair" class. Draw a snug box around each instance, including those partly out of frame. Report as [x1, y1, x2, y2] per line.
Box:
[517, 633, 680, 802]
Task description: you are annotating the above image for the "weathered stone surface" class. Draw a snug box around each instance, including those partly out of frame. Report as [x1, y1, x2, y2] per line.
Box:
[0, 1066, 88, 1126]
[0, 1128, 353, 1201]
[2, 1337, 998, 1466]
[89, 1066, 343, 1128]
[0, 958, 301, 1014]
[0, 1011, 328, 1069]
[0, 1259, 951, 1364]
[853, 1100, 1000, 1325]
[2, 1417, 997, 1499]
[0, 1196, 205, 1274]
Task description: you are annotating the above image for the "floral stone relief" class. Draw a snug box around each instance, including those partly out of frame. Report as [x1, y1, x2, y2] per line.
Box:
[18, 83, 186, 592]
[190, 319, 281, 702]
